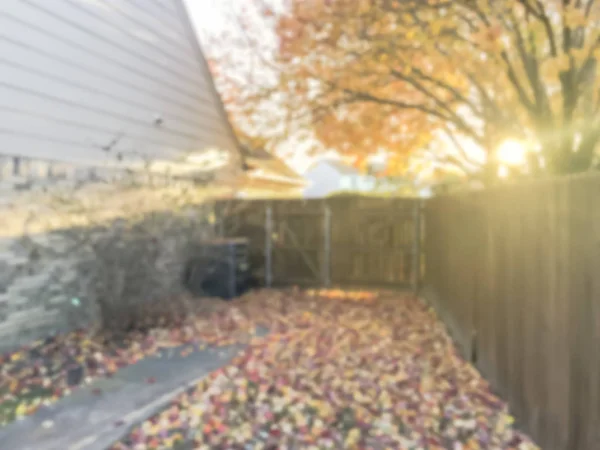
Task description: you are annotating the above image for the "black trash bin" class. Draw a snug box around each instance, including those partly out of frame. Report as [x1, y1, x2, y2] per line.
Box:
[183, 238, 251, 299]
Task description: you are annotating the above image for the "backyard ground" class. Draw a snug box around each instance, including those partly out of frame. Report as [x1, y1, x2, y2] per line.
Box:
[0, 295, 251, 427]
[97, 289, 536, 450]
[0, 289, 538, 449]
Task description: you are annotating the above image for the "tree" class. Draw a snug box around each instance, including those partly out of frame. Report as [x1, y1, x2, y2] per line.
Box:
[201, 2, 287, 156]
[268, 0, 600, 180]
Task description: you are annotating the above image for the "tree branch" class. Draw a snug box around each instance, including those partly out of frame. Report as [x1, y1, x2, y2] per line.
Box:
[531, 2, 559, 56]
[389, 69, 484, 143]
[505, 9, 551, 120]
[516, 0, 544, 19]
[407, 67, 484, 116]
[585, 0, 597, 17]
[441, 124, 486, 168]
[339, 87, 451, 120]
[500, 50, 538, 114]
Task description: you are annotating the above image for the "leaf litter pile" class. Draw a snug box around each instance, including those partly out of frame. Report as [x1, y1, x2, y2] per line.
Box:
[110, 289, 538, 450]
[0, 295, 256, 425]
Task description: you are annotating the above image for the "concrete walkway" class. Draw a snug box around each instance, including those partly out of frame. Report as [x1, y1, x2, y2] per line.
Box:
[0, 327, 267, 450]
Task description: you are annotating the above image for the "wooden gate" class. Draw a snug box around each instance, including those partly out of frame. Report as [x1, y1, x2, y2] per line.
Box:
[267, 200, 331, 286]
[327, 197, 422, 288]
[214, 197, 423, 290]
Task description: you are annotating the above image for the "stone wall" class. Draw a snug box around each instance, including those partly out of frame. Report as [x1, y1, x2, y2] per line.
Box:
[0, 174, 230, 351]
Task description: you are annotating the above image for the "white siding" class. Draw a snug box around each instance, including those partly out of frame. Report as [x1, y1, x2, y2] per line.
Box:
[303, 164, 343, 198]
[0, 0, 239, 170]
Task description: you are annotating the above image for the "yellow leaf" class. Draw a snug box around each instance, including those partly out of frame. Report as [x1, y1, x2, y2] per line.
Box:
[431, 21, 443, 36]
[548, 54, 571, 73]
[570, 48, 587, 64]
[358, 0, 369, 14]
[345, 428, 361, 446]
[15, 403, 28, 417]
[564, 8, 587, 28]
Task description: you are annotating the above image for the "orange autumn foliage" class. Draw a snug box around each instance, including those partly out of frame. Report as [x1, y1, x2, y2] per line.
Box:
[273, 0, 600, 177]
[207, 0, 600, 179]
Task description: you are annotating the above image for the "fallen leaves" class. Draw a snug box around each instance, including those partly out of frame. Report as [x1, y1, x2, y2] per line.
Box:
[0, 296, 255, 426]
[306, 288, 378, 303]
[111, 289, 539, 450]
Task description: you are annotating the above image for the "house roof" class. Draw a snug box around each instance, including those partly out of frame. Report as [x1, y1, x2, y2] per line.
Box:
[247, 157, 304, 182]
[240, 176, 305, 192]
[306, 159, 359, 175]
[176, 0, 245, 170]
[241, 145, 271, 160]
[242, 146, 305, 184]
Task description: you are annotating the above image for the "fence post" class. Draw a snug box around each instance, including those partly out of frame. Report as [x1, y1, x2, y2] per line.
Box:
[323, 204, 332, 287]
[210, 202, 219, 237]
[217, 203, 225, 237]
[265, 204, 273, 287]
[412, 200, 422, 294]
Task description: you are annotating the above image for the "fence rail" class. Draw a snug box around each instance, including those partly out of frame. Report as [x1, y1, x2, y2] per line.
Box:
[425, 174, 600, 450]
[215, 197, 423, 289]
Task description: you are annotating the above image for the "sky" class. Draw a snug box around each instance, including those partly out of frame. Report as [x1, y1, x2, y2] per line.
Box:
[184, 0, 230, 40]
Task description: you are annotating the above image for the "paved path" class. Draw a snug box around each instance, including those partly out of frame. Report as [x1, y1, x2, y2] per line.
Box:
[0, 327, 267, 450]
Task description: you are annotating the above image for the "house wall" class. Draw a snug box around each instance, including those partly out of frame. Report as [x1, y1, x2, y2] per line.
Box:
[0, 0, 243, 350]
[0, 181, 221, 352]
[0, 0, 239, 171]
[303, 163, 344, 198]
[304, 163, 387, 197]
[347, 174, 377, 192]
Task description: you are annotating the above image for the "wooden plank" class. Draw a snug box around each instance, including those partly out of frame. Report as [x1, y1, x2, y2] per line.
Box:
[421, 176, 600, 450]
[566, 175, 597, 450]
[272, 211, 324, 217]
[552, 177, 572, 449]
[588, 176, 600, 449]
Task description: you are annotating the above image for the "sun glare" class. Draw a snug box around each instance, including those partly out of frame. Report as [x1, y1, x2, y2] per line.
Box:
[498, 165, 509, 178]
[497, 139, 526, 166]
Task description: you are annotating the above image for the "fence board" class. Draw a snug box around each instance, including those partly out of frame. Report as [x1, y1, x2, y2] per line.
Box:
[425, 174, 600, 450]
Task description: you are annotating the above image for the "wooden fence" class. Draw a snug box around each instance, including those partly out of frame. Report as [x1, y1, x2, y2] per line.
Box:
[215, 196, 423, 289]
[425, 174, 600, 450]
